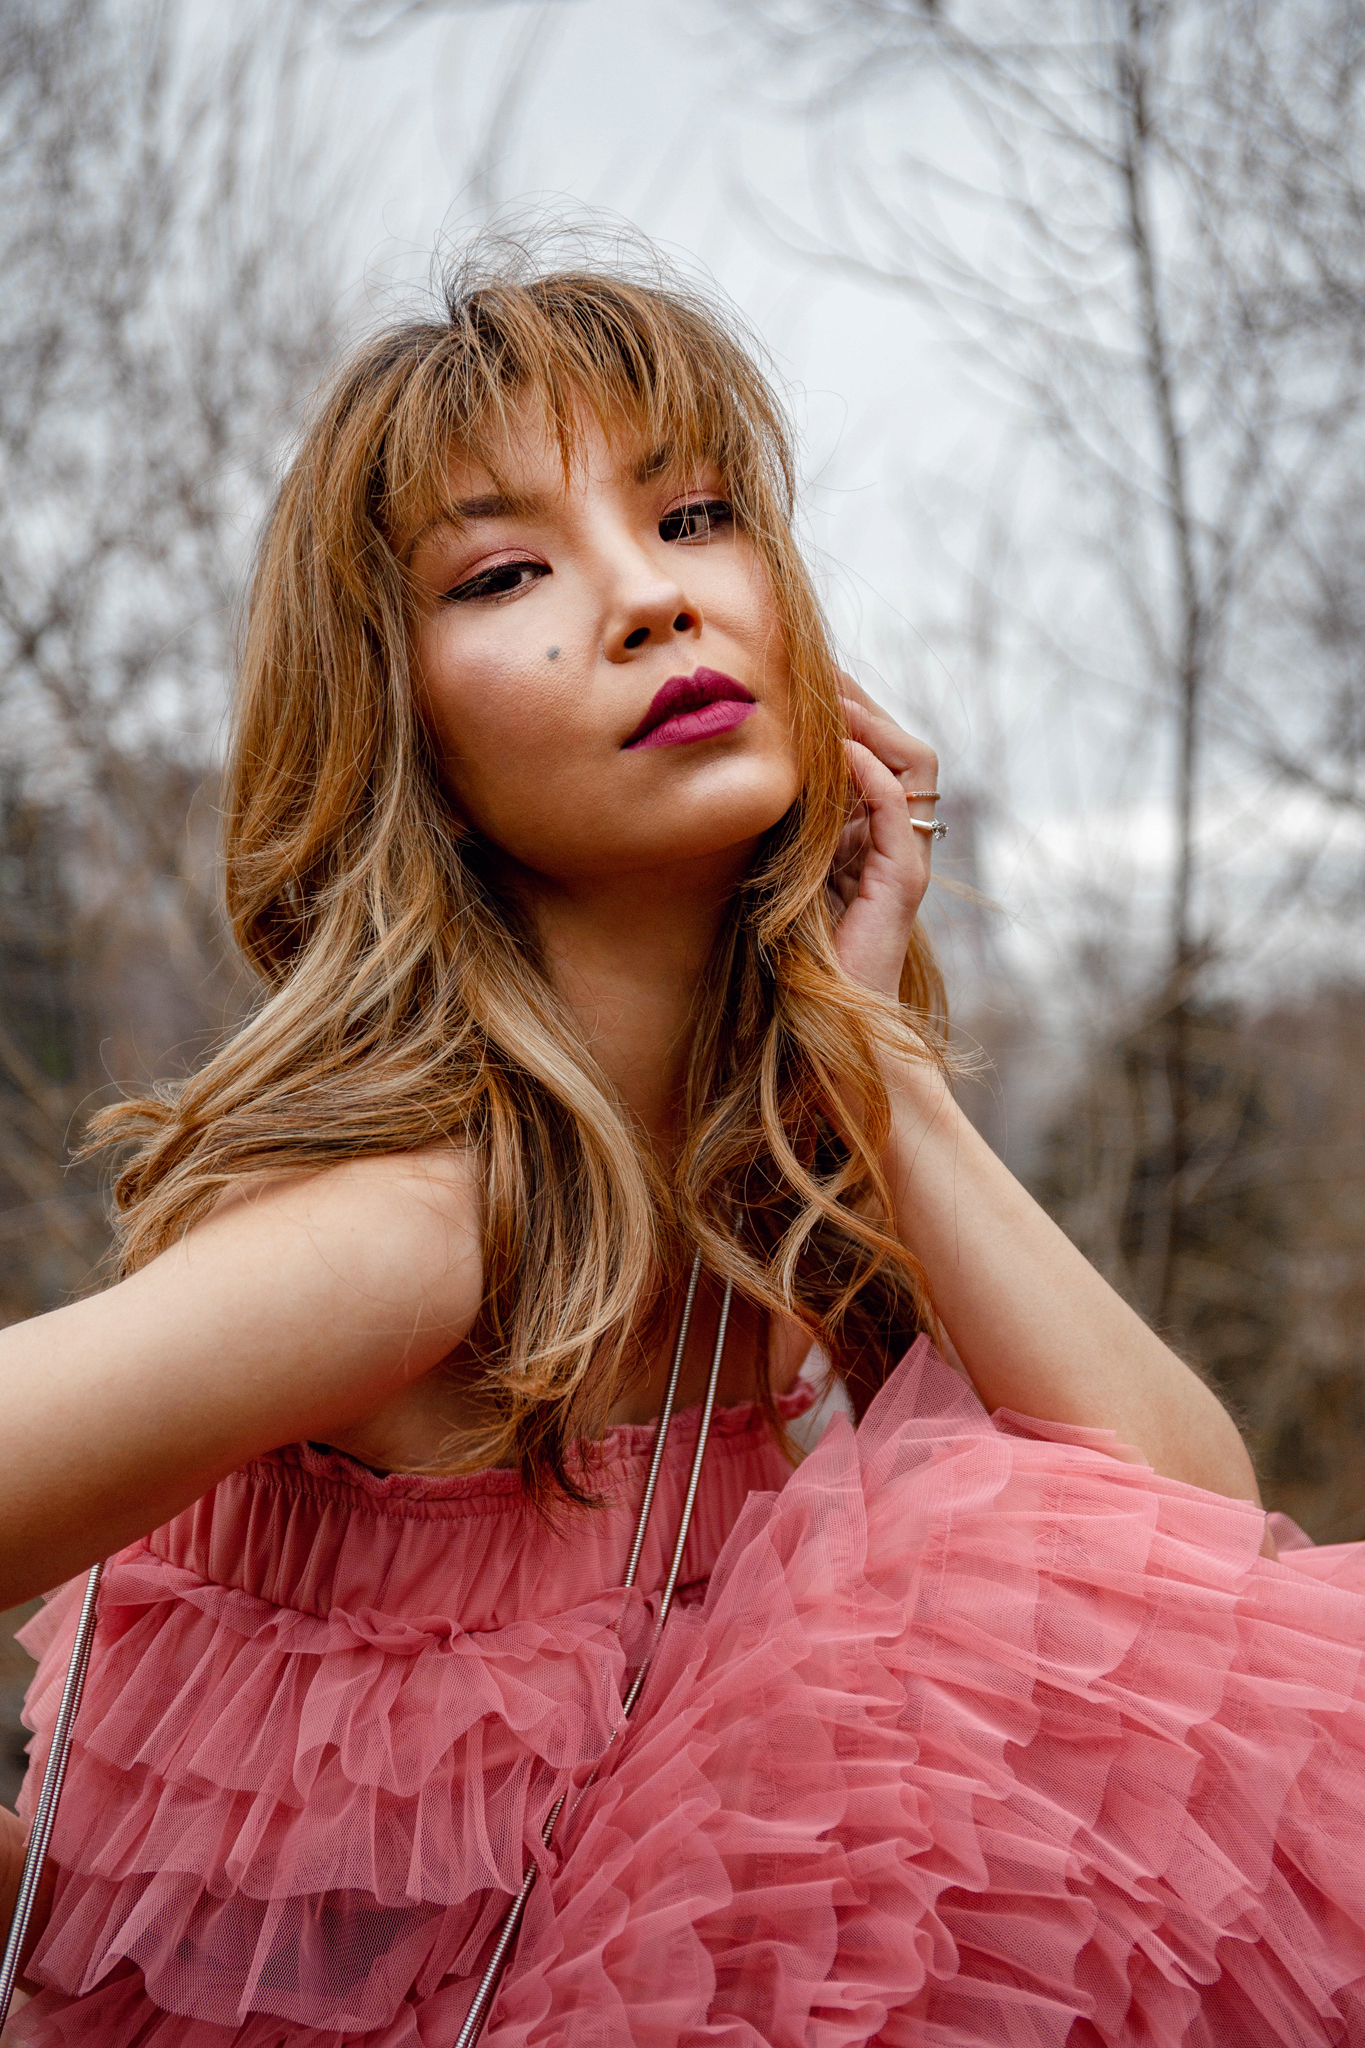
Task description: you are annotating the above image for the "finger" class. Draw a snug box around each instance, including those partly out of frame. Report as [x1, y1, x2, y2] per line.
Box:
[845, 738, 928, 880]
[836, 671, 927, 745]
[834, 741, 932, 994]
[831, 813, 868, 873]
[835, 669, 882, 719]
[827, 815, 866, 916]
[841, 695, 936, 783]
[840, 693, 938, 788]
[827, 867, 858, 916]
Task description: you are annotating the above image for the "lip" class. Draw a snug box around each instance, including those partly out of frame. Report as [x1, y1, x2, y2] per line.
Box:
[623, 668, 757, 751]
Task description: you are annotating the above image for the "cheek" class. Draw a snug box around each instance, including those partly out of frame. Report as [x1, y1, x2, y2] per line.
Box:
[416, 648, 635, 878]
[416, 623, 567, 812]
[727, 553, 794, 712]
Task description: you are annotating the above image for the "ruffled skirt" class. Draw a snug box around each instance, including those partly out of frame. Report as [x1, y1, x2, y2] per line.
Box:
[14, 1340, 1365, 2043]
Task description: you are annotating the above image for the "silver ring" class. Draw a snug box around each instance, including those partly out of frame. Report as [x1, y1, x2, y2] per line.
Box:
[910, 817, 948, 841]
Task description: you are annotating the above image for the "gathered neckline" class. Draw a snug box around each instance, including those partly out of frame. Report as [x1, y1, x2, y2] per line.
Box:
[291, 1379, 818, 1508]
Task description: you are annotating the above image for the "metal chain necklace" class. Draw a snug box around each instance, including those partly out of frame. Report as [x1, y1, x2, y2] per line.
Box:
[454, 1253, 730, 2047]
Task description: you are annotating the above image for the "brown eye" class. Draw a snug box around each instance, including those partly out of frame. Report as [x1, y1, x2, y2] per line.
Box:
[659, 499, 734, 544]
[442, 560, 550, 604]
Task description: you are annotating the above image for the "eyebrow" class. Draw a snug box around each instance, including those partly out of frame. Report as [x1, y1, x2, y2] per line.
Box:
[632, 445, 674, 482]
[407, 451, 701, 557]
[408, 491, 546, 553]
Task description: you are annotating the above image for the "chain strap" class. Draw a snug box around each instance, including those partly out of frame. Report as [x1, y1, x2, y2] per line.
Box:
[0, 1558, 104, 2032]
[454, 1257, 731, 2046]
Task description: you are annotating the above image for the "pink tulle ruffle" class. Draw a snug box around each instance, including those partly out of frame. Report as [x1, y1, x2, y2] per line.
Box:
[14, 1342, 1365, 2044]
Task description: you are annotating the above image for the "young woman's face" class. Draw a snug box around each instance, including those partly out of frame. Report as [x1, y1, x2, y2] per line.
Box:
[407, 408, 801, 889]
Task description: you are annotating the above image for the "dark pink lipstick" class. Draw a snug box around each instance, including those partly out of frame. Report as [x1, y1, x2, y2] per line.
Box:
[623, 668, 756, 750]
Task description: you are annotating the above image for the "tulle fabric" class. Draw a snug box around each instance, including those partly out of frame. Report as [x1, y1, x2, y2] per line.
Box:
[15, 1340, 1365, 2044]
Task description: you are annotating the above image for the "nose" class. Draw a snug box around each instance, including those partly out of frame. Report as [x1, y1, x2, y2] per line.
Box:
[605, 569, 699, 662]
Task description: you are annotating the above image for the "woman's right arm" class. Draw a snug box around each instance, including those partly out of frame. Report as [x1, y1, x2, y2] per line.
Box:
[0, 1148, 483, 1609]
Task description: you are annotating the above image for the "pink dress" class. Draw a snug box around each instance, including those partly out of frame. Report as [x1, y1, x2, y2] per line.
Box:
[14, 1338, 1365, 2045]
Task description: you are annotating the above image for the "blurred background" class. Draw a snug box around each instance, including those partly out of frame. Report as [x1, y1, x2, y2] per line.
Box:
[2, 0, 1363, 1803]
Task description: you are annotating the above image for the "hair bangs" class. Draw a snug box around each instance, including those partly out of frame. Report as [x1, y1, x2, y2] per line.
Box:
[377, 270, 795, 559]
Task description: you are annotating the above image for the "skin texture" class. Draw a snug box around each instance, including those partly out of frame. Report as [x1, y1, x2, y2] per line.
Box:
[0, 414, 1262, 1619]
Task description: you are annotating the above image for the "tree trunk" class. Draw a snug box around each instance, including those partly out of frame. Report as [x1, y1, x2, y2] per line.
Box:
[1118, 0, 1205, 1329]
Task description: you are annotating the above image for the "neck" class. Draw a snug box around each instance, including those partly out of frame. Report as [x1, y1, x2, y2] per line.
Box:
[515, 850, 751, 1150]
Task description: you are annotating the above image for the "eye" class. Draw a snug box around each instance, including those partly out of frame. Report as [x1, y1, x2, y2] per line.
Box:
[441, 559, 549, 604]
[659, 498, 734, 544]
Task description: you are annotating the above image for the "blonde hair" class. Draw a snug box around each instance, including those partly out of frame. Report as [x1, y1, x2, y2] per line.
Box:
[91, 244, 947, 1500]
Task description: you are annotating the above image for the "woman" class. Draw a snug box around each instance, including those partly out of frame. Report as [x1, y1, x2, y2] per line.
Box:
[1, 249, 1362, 2045]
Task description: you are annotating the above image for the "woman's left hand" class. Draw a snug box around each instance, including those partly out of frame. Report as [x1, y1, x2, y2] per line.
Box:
[827, 677, 939, 999]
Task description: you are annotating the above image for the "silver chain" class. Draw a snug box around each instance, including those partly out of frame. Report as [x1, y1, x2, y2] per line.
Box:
[0, 1558, 104, 2033]
[454, 1255, 730, 2047]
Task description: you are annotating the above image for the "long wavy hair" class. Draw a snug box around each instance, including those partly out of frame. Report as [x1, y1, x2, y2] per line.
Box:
[90, 246, 948, 1500]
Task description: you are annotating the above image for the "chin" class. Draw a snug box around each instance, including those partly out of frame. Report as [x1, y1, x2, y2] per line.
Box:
[639, 774, 800, 865]
[483, 761, 802, 885]
[679, 754, 800, 827]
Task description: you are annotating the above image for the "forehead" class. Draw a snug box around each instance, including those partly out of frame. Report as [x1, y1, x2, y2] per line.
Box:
[400, 402, 721, 555]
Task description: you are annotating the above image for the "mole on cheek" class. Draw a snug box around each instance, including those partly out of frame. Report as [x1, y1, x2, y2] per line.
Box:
[546, 647, 560, 661]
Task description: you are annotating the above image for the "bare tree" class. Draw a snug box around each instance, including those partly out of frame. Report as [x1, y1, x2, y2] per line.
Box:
[725, 0, 1365, 1336]
[0, 0, 349, 1318]
[0, 0, 367, 1802]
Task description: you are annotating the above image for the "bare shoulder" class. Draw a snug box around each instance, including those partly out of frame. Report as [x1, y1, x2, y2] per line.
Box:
[207, 1143, 480, 1230]
[0, 1146, 486, 1605]
[192, 1143, 485, 1340]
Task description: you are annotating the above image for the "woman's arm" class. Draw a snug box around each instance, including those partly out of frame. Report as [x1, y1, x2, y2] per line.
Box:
[833, 684, 1259, 1502]
[881, 1055, 1259, 1499]
[0, 1148, 482, 1609]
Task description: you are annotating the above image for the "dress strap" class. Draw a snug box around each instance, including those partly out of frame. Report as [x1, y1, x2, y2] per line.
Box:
[454, 1257, 734, 2048]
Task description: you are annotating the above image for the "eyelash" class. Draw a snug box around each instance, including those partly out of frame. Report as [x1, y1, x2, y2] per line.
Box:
[441, 560, 549, 605]
[659, 497, 734, 543]
[439, 498, 734, 604]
